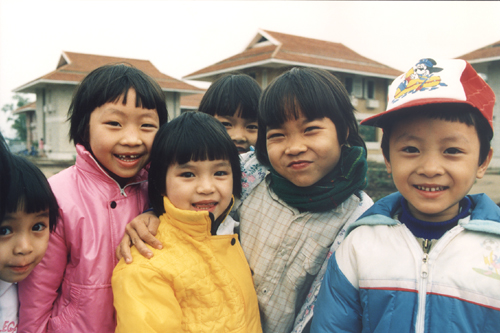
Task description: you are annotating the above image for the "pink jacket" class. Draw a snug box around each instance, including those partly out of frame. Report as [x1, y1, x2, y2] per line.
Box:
[18, 144, 149, 333]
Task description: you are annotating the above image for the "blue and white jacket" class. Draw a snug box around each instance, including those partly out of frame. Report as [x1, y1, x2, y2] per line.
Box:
[311, 192, 500, 333]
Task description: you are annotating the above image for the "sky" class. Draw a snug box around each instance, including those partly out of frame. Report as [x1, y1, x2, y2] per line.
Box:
[1, 0, 500, 138]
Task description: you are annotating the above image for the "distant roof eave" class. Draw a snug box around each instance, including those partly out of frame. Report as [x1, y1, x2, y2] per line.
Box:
[165, 89, 205, 95]
[183, 59, 399, 81]
[14, 79, 204, 95]
[464, 56, 500, 64]
[13, 79, 80, 93]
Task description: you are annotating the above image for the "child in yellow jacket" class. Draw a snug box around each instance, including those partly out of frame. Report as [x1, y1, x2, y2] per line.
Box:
[112, 112, 262, 333]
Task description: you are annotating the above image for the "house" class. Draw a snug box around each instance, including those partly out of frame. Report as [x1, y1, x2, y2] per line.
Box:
[183, 29, 402, 159]
[12, 101, 36, 152]
[458, 40, 500, 167]
[13, 51, 204, 160]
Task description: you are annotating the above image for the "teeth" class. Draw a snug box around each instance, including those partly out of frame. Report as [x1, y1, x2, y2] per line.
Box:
[193, 203, 216, 210]
[416, 185, 444, 192]
[117, 155, 139, 161]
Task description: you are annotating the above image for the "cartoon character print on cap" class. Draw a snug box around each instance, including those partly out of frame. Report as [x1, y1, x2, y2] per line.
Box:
[394, 58, 448, 100]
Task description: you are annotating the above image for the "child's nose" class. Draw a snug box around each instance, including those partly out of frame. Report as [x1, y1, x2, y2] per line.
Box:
[120, 126, 143, 146]
[417, 155, 444, 177]
[14, 234, 33, 255]
[285, 136, 307, 155]
[197, 178, 215, 194]
[230, 126, 246, 143]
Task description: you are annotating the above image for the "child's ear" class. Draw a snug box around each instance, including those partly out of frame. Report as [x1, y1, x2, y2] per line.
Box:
[476, 148, 493, 179]
[384, 156, 392, 174]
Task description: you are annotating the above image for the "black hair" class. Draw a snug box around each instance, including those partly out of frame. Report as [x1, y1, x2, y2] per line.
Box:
[380, 103, 493, 165]
[198, 73, 261, 119]
[68, 63, 169, 149]
[255, 67, 366, 166]
[2, 155, 59, 231]
[148, 112, 241, 216]
[0, 133, 12, 221]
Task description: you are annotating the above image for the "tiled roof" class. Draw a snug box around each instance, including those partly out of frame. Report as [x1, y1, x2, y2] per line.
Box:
[180, 93, 205, 109]
[458, 40, 500, 63]
[15, 51, 203, 94]
[184, 29, 401, 81]
[12, 101, 36, 115]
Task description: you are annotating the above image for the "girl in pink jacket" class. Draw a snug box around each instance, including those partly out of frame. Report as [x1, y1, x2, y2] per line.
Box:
[18, 64, 169, 333]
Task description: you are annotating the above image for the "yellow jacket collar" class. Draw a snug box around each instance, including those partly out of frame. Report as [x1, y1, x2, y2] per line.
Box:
[161, 196, 234, 240]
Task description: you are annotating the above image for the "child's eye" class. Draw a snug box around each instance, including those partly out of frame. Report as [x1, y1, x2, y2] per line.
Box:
[214, 171, 229, 177]
[142, 123, 157, 129]
[221, 122, 232, 128]
[267, 132, 284, 140]
[305, 126, 320, 133]
[106, 121, 121, 127]
[180, 172, 195, 178]
[246, 124, 258, 131]
[32, 223, 47, 232]
[0, 226, 12, 236]
[444, 147, 462, 154]
[402, 146, 419, 153]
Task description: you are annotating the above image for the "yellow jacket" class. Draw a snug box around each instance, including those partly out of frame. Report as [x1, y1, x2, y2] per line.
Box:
[112, 197, 262, 333]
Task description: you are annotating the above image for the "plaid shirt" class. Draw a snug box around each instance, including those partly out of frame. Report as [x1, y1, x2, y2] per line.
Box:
[237, 175, 372, 333]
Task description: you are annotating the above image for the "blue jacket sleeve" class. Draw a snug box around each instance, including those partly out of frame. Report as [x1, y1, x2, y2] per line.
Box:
[310, 254, 362, 333]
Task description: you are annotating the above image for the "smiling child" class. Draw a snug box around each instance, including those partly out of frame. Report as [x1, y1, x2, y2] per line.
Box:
[312, 58, 500, 332]
[18, 64, 168, 333]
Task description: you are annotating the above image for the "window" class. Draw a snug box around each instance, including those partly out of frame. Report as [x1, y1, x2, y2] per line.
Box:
[364, 80, 375, 99]
[344, 77, 353, 95]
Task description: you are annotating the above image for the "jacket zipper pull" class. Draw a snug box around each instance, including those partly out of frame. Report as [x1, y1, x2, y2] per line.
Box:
[421, 239, 431, 278]
[422, 239, 431, 253]
[421, 253, 429, 278]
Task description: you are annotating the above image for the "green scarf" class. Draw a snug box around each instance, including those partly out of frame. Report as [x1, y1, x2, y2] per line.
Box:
[269, 145, 367, 212]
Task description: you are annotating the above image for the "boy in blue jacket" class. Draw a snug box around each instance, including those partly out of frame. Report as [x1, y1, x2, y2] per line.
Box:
[311, 58, 500, 332]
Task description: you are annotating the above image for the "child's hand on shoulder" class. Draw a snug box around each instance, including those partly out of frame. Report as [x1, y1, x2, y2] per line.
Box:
[117, 211, 162, 263]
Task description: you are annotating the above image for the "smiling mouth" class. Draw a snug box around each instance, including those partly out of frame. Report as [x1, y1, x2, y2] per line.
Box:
[192, 202, 217, 211]
[414, 185, 447, 192]
[115, 154, 141, 162]
[236, 146, 248, 154]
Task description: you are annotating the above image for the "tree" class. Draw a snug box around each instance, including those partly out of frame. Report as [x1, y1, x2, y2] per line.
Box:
[1, 94, 31, 141]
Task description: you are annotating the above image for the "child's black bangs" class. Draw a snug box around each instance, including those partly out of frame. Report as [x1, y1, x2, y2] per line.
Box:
[231, 81, 260, 120]
[79, 64, 165, 116]
[201, 79, 260, 120]
[152, 111, 237, 170]
[98, 76, 160, 111]
[4, 156, 59, 230]
[260, 83, 332, 128]
[170, 140, 231, 166]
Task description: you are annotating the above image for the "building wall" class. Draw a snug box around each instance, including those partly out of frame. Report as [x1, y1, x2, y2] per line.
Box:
[166, 91, 181, 120]
[36, 85, 77, 160]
